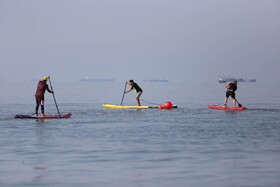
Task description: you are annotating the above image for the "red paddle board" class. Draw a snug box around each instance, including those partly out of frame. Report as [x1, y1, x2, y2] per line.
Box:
[208, 105, 247, 111]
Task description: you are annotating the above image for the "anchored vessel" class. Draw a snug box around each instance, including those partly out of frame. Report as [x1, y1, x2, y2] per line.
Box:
[217, 76, 256, 83]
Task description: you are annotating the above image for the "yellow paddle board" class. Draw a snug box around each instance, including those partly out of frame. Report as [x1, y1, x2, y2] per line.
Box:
[102, 104, 150, 109]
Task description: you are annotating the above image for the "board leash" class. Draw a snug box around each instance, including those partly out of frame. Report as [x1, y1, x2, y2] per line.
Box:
[140, 99, 160, 106]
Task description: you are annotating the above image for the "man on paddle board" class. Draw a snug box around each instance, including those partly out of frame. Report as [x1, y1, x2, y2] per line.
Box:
[125, 80, 143, 106]
[35, 76, 54, 117]
[224, 80, 238, 107]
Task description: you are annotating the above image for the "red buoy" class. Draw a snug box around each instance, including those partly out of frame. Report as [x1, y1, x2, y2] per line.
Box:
[164, 101, 173, 110]
[158, 105, 163, 109]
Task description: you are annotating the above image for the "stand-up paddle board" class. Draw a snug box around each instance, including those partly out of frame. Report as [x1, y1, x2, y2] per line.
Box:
[208, 105, 247, 111]
[102, 104, 177, 109]
[14, 113, 72, 119]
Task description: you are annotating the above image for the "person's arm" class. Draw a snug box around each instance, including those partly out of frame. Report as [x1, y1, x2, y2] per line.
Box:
[124, 82, 132, 94]
[224, 83, 229, 88]
[124, 83, 133, 94]
[46, 85, 54, 94]
[125, 88, 132, 94]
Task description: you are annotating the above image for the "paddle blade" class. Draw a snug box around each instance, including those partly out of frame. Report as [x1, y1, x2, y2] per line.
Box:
[238, 103, 242, 107]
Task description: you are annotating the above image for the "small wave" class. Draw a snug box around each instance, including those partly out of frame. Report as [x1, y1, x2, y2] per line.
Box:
[248, 108, 280, 112]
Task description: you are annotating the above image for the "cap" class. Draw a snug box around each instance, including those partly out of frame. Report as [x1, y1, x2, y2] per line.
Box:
[42, 76, 48, 81]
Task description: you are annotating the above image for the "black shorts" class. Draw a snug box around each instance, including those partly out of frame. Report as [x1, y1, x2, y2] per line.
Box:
[226, 91, 235, 98]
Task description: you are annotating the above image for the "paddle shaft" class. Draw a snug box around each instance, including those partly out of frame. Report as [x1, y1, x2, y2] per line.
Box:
[48, 77, 61, 117]
[120, 82, 127, 105]
[235, 99, 242, 107]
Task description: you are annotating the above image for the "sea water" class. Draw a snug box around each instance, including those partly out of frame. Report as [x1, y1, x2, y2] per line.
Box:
[0, 81, 279, 187]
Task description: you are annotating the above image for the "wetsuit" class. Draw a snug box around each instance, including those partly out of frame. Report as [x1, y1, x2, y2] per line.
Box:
[35, 80, 53, 115]
[131, 83, 142, 93]
[130, 83, 143, 98]
[226, 83, 237, 98]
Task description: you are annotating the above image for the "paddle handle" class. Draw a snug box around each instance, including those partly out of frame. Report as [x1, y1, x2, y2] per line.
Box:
[120, 82, 127, 105]
[48, 76, 61, 117]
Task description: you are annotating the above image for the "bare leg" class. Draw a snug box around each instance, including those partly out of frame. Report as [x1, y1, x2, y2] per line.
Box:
[232, 98, 236, 107]
[136, 98, 141, 106]
[224, 97, 228, 106]
[136, 92, 142, 106]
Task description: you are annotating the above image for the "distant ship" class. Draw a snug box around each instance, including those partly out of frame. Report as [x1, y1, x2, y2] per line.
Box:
[79, 76, 115, 82]
[217, 76, 256, 83]
[247, 78, 257, 82]
[142, 79, 168, 83]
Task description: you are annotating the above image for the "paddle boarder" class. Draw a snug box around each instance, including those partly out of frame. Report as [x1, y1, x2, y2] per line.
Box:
[125, 80, 143, 106]
[35, 76, 54, 117]
[224, 80, 238, 107]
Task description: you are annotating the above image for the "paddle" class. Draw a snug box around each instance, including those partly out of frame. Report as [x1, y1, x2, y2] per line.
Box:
[48, 76, 61, 118]
[235, 99, 243, 107]
[120, 82, 127, 105]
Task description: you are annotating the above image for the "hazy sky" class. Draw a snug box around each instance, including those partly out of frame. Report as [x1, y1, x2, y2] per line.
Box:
[0, 0, 279, 82]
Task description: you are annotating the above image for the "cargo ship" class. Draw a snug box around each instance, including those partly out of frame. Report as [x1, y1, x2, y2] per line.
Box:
[217, 76, 256, 83]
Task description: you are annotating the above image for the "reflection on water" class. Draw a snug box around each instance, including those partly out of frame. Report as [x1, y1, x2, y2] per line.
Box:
[32, 165, 46, 182]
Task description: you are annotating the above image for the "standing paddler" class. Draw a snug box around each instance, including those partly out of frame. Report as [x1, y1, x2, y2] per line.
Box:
[34, 76, 54, 117]
[124, 80, 143, 106]
[224, 80, 238, 107]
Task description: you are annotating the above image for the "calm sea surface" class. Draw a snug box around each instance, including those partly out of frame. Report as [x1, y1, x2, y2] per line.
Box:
[0, 81, 280, 187]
